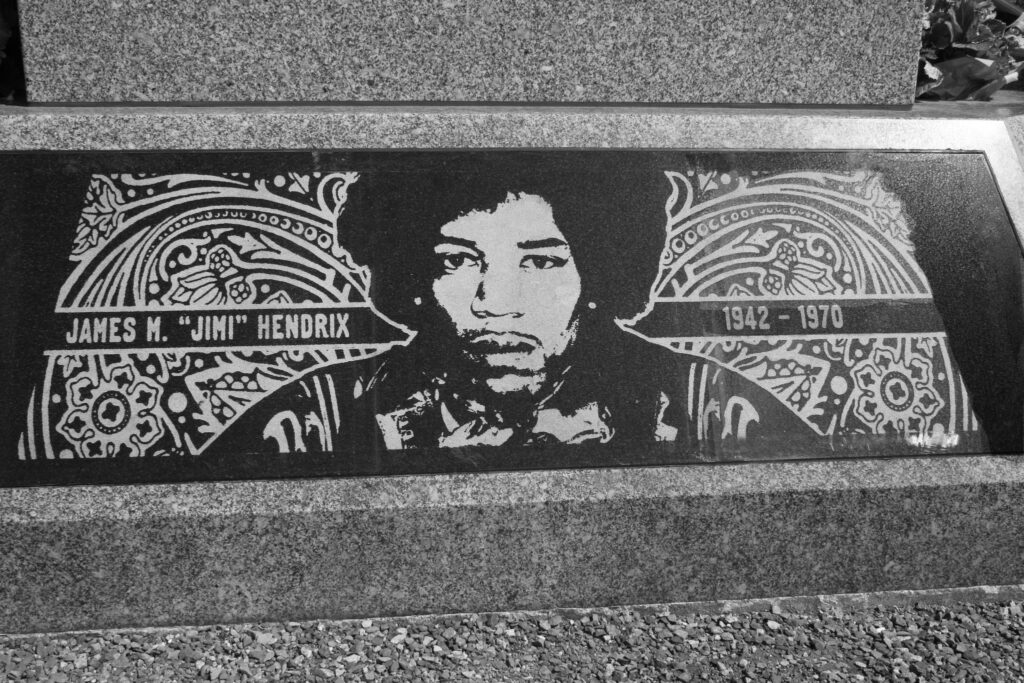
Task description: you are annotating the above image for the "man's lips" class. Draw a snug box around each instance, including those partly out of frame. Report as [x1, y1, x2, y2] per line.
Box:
[463, 332, 541, 353]
[460, 332, 545, 373]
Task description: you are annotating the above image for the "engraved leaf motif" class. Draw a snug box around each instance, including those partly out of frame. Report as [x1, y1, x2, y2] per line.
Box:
[72, 177, 126, 257]
[287, 173, 310, 194]
[862, 174, 913, 247]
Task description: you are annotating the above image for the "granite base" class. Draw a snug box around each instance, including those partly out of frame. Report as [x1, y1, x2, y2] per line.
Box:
[3, 456, 1024, 633]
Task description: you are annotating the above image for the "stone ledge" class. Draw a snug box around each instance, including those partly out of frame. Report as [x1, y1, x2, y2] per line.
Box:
[0, 104, 1018, 150]
[3, 456, 1024, 632]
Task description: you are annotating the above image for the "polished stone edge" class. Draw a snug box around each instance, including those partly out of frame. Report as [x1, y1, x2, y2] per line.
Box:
[1, 105, 1023, 151]
[0, 107, 1018, 174]
[2, 455, 1024, 523]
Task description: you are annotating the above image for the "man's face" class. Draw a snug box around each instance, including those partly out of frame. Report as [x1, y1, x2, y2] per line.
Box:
[431, 193, 582, 397]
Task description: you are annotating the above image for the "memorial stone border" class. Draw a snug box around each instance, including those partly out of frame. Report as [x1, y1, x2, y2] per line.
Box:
[2, 3, 1024, 634]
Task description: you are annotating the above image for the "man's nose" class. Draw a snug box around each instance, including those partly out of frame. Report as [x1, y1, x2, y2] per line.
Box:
[470, 266, 523, 318]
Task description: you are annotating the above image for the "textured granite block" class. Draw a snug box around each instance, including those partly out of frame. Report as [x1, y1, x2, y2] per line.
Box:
[4, 457, 1024, 632]
[17, 0, 921, 105]
[0, 105, 1022, 631]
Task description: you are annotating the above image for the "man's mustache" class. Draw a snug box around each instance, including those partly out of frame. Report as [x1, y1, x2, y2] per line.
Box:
[460, 331, 542, 353]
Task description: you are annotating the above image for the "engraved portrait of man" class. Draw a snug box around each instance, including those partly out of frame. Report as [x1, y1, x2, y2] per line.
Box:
[3, 150, 1007, 485]
[215, 153, 811, 457]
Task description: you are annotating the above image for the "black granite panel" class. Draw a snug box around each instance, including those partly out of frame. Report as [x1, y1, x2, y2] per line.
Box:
[1, 151, 1019, 485]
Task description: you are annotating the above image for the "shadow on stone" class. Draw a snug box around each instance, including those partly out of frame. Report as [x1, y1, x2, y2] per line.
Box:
[0, 0, 25, 104]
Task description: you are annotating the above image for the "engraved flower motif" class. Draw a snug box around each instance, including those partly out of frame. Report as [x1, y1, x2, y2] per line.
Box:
[851, 346, 943, 437]
[166, 245, 255, 306]
[56, 363, 164, 458]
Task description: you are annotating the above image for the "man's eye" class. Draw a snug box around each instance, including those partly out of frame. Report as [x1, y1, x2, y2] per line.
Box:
[521, 255, 568, 270]
[439, 253, 477, 271]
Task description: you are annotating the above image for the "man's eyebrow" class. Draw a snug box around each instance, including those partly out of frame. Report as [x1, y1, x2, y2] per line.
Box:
[517, 238, 568, 249]
[435, 236, 479, 250]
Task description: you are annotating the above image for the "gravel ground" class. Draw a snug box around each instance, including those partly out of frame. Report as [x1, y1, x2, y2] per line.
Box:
[3, 599, 1024, 682]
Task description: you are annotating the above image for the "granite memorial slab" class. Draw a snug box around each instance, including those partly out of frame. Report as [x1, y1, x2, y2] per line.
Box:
[15, 0, 921, 105]
[2, 149, 1020, 488]
[1, 108, 1024, 632]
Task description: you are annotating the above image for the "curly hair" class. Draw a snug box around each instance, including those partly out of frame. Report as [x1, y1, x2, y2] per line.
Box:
[337, 151, 670, 331]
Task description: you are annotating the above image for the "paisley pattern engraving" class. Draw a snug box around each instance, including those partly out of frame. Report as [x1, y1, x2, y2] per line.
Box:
[627, 169, 978, 445]
[18, 172, 410, 460]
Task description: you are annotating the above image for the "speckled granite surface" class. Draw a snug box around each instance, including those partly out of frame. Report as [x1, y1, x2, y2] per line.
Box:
[0, 104, 1017, 149]
[17, 0, 921, 105]
[4, 456, 1024, 632]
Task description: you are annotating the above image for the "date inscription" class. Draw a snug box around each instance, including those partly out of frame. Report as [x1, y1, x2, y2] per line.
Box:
[720, 303, 845, 333]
